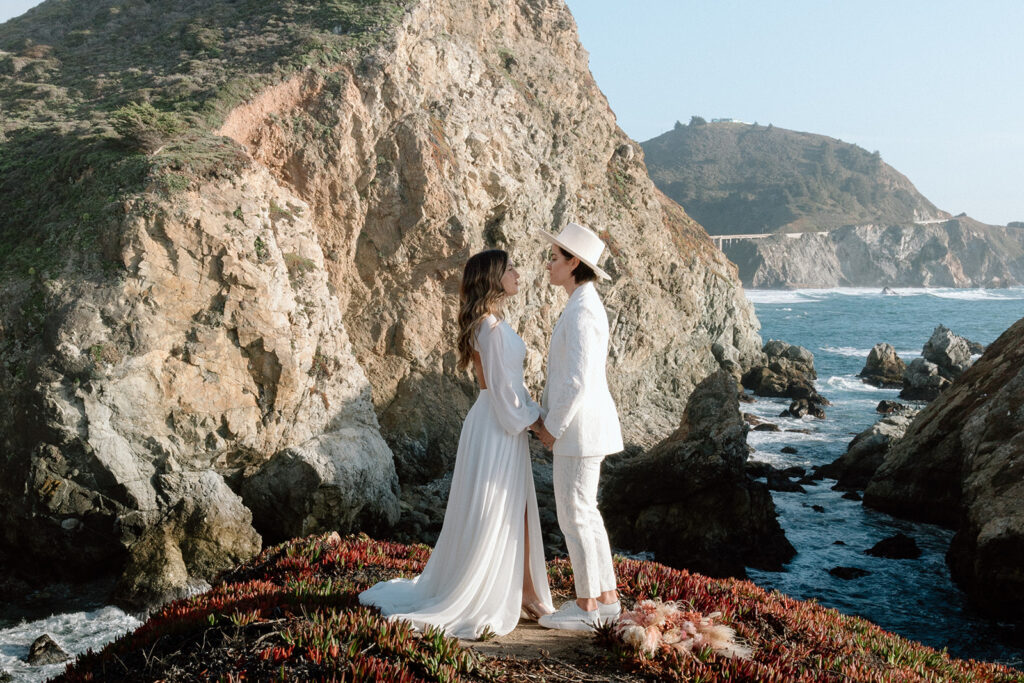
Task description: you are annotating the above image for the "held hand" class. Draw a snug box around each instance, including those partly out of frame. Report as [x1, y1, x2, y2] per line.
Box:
[537, 424, 555, 450]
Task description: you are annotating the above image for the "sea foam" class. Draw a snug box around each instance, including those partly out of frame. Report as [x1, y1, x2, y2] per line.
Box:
[0, 606, 141, 683]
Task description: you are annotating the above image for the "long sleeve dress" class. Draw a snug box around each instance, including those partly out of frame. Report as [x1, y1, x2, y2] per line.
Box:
[358, 314, 554, 639]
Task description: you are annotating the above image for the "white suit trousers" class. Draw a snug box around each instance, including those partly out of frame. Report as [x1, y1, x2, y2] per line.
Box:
[553, 455, 617, 598]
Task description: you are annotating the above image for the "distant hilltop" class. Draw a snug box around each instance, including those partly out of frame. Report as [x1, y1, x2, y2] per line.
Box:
[641, 117, 947, 236]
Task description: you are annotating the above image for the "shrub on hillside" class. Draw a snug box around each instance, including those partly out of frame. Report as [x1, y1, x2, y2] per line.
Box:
[109, 102, 186, 153]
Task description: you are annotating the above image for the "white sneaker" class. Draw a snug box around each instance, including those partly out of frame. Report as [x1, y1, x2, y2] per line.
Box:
[596, 599, 622, 624]
[537, 600, 600, 631]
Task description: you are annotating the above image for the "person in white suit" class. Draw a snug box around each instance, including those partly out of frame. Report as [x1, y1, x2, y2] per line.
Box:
[534, 222, 625, 631]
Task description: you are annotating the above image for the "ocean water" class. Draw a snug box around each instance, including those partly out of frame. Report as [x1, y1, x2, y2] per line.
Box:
[0, 287, 1020, 679]
[743, 287, 1023, 668]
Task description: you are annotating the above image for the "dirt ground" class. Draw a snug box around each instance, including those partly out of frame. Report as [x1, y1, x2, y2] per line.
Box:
[463, 617, 649, 682]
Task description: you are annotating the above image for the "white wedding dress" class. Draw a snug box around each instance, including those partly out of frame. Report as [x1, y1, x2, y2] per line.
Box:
[359, 314, 554, 639]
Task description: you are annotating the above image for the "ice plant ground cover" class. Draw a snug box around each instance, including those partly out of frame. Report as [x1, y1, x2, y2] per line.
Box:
[53, 533, 1022, 682]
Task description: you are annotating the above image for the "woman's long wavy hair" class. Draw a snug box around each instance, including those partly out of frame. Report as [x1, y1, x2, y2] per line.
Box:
[457, 249, 509, 371]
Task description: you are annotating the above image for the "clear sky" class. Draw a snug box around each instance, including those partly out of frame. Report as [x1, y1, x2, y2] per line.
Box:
[563, 0, 1024, 226]
[3, 0, 1021, 225]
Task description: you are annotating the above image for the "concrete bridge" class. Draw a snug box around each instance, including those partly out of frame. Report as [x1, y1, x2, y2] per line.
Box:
[710, 231, 827, 249]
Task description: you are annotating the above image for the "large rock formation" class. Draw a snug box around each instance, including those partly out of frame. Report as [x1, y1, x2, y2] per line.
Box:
[864, 317, 1024, 616]
[600, 370, 795, 577]
[724, 219, 1024, 289]
[0, 0, 762, 602]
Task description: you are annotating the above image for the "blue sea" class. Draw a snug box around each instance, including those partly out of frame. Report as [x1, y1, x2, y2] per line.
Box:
[743, 287, 1023, 669]
[1, 287, 1021, 680]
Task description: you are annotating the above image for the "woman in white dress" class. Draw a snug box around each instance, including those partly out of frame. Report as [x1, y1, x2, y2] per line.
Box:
[359, 249, 554, 639]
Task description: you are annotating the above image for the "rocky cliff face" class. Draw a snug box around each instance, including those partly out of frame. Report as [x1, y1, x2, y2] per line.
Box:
[0, 0, 762, 602]
[207, 2, 767, 478]
[863, 317, 1024, 616]
[724, 219, 1024, 288]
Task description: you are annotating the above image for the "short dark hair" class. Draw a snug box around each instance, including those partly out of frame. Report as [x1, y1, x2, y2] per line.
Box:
[556, 245, 598, 284]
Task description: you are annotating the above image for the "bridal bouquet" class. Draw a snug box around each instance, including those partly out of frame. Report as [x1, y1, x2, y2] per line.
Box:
[613, 599, 751, 660]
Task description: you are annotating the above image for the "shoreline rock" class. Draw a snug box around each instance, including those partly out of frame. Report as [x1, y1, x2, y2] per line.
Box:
[601, 370, 795, 577]
[816, 409, 919, 491]
[720, 219, 1024, 289]
[26, 634, 68, 666]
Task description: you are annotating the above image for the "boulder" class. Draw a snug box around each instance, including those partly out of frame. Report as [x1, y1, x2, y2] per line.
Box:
[601, 370, 795, 577]
[816, 410, 919, 491]
[711, 341, 743, 382]
[781, 398, 826, 419]
[922, 325, 972, 377]
[114, 471, 261, 610]
[876, 400, 905, 414]
[865, 533, 921, 559]
[899, 358, 951, 401]
[26, 634, 68, 666]
[743, 340, 829, 418]
[858, 343, 906, 388]
[241, 430, 400, 545]
[865, 317, 1024, 616]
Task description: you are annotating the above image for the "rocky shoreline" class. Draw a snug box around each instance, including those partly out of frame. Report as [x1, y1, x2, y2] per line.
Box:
[814, 317, 1024, 618]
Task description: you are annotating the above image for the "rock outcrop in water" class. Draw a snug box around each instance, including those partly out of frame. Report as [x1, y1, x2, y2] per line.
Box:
[858, 343, 905, 388]
[0, 0, 763, 605]
[741, 340, 829, 418]
[864, 316, 1024, 616]
[601, 370, 795, 577]
[900, 325, 976, 401]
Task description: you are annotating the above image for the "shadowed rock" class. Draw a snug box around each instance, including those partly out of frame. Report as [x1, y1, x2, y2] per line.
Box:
[743, 340, 830, 419]
[114, 471, 261, 610]
[900, 358, 951, 401]
[865, 316, 1024, 616]
[865, 533, 921, 559]
[26, 634, 68, 666]
[601, 370, 795, 578]
[816, 410, 919, 491]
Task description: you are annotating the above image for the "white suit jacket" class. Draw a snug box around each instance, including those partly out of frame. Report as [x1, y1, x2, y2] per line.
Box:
[542, 282, 624, 458]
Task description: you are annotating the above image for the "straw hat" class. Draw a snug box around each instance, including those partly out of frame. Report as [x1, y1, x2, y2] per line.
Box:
[539, 222, 611, 280]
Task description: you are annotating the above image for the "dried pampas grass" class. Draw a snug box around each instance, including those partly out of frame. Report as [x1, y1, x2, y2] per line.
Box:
[613, 599, 752, 660]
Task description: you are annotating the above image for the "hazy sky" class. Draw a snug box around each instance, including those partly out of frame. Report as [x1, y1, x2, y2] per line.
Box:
[3, 0, 1021, 224]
